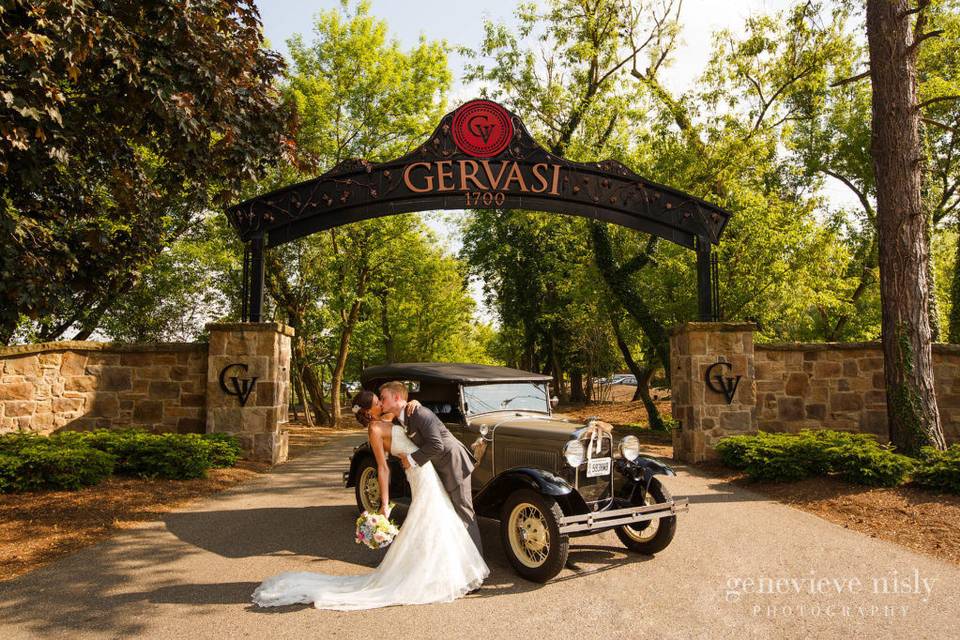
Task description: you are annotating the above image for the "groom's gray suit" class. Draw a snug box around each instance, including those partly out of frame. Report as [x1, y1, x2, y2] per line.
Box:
[399, 405, 483, 554]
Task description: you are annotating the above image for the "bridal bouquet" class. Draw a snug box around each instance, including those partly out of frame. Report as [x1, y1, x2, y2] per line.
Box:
[355, 507, 400, 550]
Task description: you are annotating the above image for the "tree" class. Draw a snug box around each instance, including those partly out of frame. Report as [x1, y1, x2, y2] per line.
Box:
[866, 0, 947, 453]
[0, 0, 291, 344]
[256, 1, 457, 425]
[97, 215, 241, 342]
[463, 0, 850, 427]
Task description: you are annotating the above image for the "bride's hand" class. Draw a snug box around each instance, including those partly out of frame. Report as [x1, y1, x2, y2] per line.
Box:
[380, 502, 392, 518]
[406, 399, 421, 415]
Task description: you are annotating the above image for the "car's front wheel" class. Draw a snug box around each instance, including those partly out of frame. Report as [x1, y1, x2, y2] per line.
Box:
[500, 489, 569, 583]
[615, 477, 677, 554]
[354, 457, 381, 514]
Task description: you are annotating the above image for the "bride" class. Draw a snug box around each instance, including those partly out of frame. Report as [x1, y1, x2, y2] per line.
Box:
[251, 390, 489, 610]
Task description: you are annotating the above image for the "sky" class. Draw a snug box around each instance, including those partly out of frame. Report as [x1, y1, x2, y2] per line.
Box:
[258, 0, 799, 97]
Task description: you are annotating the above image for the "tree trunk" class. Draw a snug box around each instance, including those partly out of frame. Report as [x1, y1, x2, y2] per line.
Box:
[635, 366, 666, 431]
[549, 333, 567, 401]
[293, 342, 328, 426]
[264, 253, 329, 426]
[380, 293, 396, 363]
[610, 314, 664, 429]
[569, 371, 587, 403]
[591, 223, 671, 383]
[866, 0, 946, 453]
[328, 268, 370, 426]
[295, 370, 313, 427]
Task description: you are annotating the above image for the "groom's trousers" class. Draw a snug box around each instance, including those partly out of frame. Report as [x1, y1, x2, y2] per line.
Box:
[448, 480, 483, 555]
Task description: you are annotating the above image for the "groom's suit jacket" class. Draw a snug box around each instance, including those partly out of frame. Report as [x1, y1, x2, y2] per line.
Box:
[400, 405, 477, 494]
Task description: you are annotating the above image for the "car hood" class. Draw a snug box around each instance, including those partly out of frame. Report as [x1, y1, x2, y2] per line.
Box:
[467, 411, 584, 439]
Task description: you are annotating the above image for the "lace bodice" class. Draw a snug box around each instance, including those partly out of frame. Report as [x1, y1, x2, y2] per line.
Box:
[390, 424, 417, 456]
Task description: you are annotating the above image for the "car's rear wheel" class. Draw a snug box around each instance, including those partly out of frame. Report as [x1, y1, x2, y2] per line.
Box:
[354, 458, 381, 514]
[615, 477, 677, 554]
[500, 489, 569, 583]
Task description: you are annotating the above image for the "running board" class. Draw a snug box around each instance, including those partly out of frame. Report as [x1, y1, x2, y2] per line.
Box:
[557, 498, 689, 535]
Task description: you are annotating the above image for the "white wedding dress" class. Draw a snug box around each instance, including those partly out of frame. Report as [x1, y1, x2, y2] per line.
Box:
[251, 425, 489, 610]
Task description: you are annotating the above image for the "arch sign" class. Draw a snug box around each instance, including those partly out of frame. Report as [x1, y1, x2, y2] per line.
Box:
[226, 99, 731, 322]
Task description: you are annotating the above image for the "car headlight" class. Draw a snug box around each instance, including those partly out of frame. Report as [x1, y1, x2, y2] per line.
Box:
[564, 439, 585, 467]
[619, 435, 640, 462]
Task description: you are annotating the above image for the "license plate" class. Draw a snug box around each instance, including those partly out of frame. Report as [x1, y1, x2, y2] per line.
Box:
[586, 457, 611, 478]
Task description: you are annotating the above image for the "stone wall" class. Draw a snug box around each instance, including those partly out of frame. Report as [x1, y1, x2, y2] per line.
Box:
[0, 322, 294, 463]
[670, 324, 960, 462]
[0, 341, 208, 434]
[755, 342, 960, 444]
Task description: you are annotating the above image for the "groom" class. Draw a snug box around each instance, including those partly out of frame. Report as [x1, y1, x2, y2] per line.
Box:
[378, 381, 483, 555]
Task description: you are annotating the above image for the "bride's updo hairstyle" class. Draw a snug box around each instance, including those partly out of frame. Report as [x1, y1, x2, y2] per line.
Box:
[351, 390, 377, 427]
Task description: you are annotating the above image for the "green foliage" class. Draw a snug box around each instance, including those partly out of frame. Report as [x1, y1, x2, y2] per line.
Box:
[715, 430, 914, 486]
[0, 434, 114, 492]
[912, 445, 960, 493]
[96, 216, 243, 342]
[0, 429, 243, 492]
[75, 430, 213, 480]
[1, 0, 292, 343]
[198, 433, 244, 468]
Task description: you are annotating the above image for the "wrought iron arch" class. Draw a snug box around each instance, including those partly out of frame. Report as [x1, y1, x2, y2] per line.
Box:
[226, 99, 731, 322]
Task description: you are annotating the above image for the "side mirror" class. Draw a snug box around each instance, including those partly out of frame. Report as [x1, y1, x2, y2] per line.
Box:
[550, 396, 559, 408]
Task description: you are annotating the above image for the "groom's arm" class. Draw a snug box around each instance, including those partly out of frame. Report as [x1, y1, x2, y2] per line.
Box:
[409, 411, 444, 467]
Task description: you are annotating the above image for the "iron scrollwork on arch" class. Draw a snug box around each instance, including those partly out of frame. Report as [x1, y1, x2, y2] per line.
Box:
[226, 99, 731, 321]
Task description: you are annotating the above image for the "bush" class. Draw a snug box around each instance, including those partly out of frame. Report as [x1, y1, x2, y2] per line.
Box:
[911, 445, 960, 494]
[715, 430, 913, 486]
[199, 433, 243, 468]
[830, 444, 914, 486]
[0, 429, 244, 492]
[0, 440, 114, 493]
[76, 430, 212, 480]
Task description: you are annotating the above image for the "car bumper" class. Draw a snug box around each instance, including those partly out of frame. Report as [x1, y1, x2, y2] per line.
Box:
[557, 497, 689, 535]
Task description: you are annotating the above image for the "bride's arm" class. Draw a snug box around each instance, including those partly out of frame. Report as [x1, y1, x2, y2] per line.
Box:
[367, 422, 391, 515]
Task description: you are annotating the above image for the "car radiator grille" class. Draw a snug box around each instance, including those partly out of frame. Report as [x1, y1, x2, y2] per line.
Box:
[504, 448, 559, 471]
[576, 433, 614, 502]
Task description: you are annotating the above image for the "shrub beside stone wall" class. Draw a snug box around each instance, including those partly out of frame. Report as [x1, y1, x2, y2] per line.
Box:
[0, 341, 208, 434]
[754, 342, 960, 445]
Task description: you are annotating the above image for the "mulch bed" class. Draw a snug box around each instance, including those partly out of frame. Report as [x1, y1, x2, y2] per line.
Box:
[557, 399, 673, 458]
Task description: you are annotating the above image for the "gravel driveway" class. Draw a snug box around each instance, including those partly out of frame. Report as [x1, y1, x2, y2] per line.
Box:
[1, 433, 958, 640]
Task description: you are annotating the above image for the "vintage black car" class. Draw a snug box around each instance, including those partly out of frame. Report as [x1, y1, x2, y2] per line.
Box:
[343, 363, 688, 582]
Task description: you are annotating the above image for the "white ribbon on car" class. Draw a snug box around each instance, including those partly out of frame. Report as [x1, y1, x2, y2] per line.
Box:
[584, 418, 612, 461]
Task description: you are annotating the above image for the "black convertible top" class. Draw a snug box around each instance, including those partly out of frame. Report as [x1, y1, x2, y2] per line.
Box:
[360, 362, 552, 387]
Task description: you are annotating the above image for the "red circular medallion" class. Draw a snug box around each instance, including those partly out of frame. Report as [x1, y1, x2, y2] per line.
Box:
[452, 100, 514, 158]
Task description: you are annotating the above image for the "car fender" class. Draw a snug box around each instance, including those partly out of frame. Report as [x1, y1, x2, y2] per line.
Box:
[473, 467, 589, 519]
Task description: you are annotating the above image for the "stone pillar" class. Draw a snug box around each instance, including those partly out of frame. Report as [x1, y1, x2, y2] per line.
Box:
[205, 322, 292, 464]
[670, 322, 756, 463]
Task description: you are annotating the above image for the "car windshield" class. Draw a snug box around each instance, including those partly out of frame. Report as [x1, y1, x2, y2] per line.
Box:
[461, 382, 550, 416]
